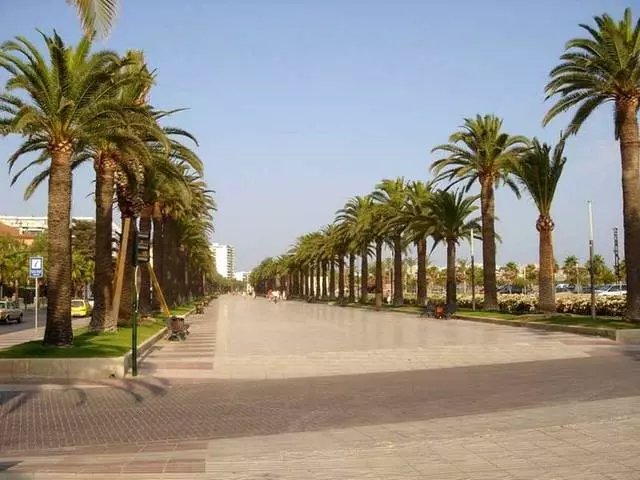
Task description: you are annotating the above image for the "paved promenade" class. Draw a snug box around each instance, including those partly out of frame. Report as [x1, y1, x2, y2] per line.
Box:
[1, 296, 639, 479]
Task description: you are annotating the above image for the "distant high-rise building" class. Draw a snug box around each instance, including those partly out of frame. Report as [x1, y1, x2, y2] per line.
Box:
[233, 271, 249, 282]
[210, 243, 235, 279]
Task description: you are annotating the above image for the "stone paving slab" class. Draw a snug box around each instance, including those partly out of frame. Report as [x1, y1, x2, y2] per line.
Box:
[1, 297, 639, 479]
[1, 396, 638, 479]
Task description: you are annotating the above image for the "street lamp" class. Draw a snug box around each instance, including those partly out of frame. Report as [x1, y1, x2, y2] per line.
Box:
[470, 228, 476, 311]
[587, 201, 596, 320]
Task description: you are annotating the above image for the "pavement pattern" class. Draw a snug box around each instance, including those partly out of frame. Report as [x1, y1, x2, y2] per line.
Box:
[0, 296, 639, 479]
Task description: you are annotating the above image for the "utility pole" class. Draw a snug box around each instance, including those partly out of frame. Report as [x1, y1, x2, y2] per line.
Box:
[470, 228, 476, 311]
[613, 227, 620, 285]
[588, 201, 596, 319]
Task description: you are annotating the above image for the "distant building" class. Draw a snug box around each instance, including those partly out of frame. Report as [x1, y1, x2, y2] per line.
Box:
[233, 271, 249, 282]
[0, 215, 121, 236]
[210, 243, 235, 279]
[0, 221, 36, 246]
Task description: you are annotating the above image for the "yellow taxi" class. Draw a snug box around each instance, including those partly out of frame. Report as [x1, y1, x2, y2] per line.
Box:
[71, 299, 92, 317]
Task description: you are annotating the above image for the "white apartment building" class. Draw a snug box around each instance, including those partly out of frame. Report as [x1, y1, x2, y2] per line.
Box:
[233, 271, 249, 282]
[211, 243, 235, 279]
[0, 215, 121, 236]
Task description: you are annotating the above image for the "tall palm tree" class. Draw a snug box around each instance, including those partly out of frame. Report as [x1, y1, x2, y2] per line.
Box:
[363, 202, 388, 309]
[514, 137, 567, 312]
[0, 33, 131, 346]
[336, 196, 375, 304]
[68, 0, 119, 38]
[543, 8, 640, 322]
[431, 115, 528, 310]
[402, 181, 432, 305]
[372, 178, 408, 305]
[428, 190, 480, 310]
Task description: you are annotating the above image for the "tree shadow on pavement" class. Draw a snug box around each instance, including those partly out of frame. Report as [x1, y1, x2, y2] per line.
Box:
[0, 376, 171, 419]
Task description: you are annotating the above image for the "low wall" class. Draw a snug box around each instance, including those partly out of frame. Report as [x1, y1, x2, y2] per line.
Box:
[0, 326, 167, 381]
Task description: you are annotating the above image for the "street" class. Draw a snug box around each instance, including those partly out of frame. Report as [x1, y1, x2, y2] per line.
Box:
[0, 310, 89, 349]
[0, 296, 639, 479]
[0, 309, 47, 335]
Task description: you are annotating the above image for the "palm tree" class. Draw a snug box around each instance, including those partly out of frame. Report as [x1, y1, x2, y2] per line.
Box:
[0, 33, 132, 346]
[514, 138, 567, 312]
[336, 196, 375, 304]
[402, 181, 432, 305]
[68, 0, 119, 38]
[543, 8, 640, 322]
[362, 202, 388, 309]
[563, 255, 580, 285]
[428, 190, 480, 310]
[372, 178, 408, 305]
[431, 115, 528, 310]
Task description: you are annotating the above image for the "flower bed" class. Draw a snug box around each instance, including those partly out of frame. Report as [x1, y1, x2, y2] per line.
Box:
[420, 293, 626, 316]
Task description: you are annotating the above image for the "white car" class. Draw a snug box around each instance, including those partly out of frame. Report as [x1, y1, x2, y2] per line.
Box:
[0, 300, 23, 324]
[597, 284, 627, 296]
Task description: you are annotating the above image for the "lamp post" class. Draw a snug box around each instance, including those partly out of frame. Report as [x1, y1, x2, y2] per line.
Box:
[470, 228, 476, 311]
[588, 201, 596, 319]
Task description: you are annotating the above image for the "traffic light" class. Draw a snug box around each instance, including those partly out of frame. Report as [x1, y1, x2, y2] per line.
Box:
[133, 230, 151, 266]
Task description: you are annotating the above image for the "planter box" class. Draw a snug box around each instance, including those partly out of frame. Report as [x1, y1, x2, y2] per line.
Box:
[0, 327, 167, 381]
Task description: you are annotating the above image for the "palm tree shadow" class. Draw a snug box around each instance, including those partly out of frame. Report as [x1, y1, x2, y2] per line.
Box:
[0, 376, 170, 418]
[0, 391, 35, 417]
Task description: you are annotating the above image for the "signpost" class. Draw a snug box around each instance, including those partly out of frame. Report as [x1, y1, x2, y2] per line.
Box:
[29, 256, 44, 334]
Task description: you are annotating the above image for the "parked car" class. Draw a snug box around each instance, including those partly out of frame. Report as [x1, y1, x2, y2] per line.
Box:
[0, 300, 23, 324]
[71, 299, 93, 317]
[497, 285, 524, 294]
[597, 284, 627, 297]
[555, 284, 575, 293]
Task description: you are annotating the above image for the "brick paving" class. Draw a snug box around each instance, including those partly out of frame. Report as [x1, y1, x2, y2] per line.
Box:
[0, 296, 639, 478]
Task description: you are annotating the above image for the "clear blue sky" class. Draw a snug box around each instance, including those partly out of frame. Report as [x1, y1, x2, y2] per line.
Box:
[0, 0, 631, 270]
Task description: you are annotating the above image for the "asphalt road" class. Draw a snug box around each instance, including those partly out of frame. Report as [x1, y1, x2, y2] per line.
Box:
[0, 309, 48, 335]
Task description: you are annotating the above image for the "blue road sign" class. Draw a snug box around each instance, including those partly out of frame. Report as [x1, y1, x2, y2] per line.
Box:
[29, 256, 44, 279]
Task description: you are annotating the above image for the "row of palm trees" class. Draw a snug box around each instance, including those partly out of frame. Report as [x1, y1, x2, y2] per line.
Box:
[0, 32, 216, 346]
[252, 8, 640, 322]
[250, 129, 565, 313]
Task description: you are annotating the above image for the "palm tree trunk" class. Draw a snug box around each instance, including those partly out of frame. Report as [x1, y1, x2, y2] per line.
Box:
[393, 236, 403, 305]
[480, 176, 498, 310]
[89, 156, 115, 332]
[538, 218, 556, 313]
[416, 238, 427, 305]
[618, 98, 640, 323]
[348, 254, 356, 303]
[338, 255, 345, 304]
[375, 239, 383, 309]
[316, 262, 322, 298]
[138, 211, 152, 314]
[446, 238, 457, 310]
[360, 248, 368, 304]
[151, 207, 163, 311]
[321, 262, 327, 298]
[43, 148, 74, 346]
[117, 220, 135, 327]
[309, 265, 315, 298]
[329, 261, 336, 299]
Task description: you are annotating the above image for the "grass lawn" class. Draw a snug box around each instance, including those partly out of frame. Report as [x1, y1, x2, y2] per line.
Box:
[0, 299, 202, 359]
[0, 321, 167, 358]
[529, 314, 639, 330]
[457, 309, 522, 320]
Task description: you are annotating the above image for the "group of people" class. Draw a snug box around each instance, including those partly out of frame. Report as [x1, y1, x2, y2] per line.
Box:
[266, 289, 287, 303]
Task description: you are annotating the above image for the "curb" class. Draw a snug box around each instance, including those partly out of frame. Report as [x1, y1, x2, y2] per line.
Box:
[453, 314, 617, 340]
